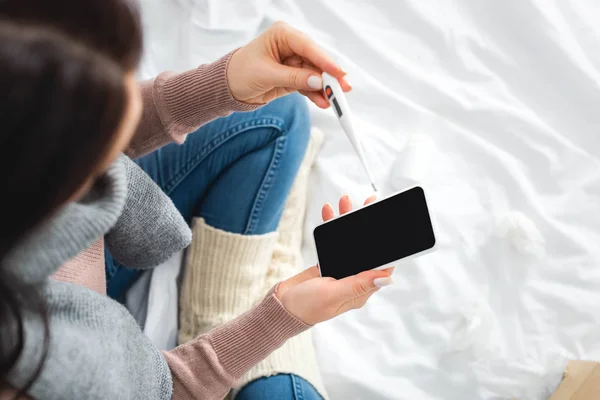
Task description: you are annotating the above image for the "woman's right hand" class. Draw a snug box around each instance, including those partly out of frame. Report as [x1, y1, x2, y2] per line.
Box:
[276, 195, 394, 326]
[227, 21, 351, 108]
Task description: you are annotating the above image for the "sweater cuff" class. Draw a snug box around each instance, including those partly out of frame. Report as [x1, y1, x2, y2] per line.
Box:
[153, 50, 262, 142]
[207, 285, 310, 380]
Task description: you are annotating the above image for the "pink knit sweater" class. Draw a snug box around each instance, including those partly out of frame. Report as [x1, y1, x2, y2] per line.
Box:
[51, 52, 309, 399]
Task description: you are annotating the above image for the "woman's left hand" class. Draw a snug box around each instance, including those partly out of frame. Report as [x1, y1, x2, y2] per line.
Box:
[276, 194, 394, 326]
[227, 21, 351, 109]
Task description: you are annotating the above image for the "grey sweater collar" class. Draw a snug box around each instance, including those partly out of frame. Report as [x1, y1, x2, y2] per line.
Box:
[4, 154, 193, 399]
[4, 158, 127, 284]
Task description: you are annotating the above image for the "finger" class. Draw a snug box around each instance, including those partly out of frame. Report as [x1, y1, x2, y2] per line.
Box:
[381, 266, 395, 274]
[339, 195, 352, 215]
[284, 56, 324, 79]
[339, 76, 352, 92]
[336, 288, 380, 314]
[285, 56, 325, 84]
[322, 203, 335, 221]
[283, 54, 305, 68]
[308, 92, 330, 109]
[289, 265, 321, 284]
[287, 56, 351, 94]
[299, 90, 330, 109]
[284, 56, 346, 102]
[332, 269, 393, 302]
[270, 64, 324, 92]
[364, 195, 377, 205]
[276, 265, 323, 298]
[285, 58, 329, 104]
[276, 23, 346, 78]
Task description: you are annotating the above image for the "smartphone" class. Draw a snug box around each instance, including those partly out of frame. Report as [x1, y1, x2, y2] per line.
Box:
[313, 186, 437, 279]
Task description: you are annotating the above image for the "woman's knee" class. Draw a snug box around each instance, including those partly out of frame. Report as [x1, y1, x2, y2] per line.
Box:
[268, 93, 311, 156]
[280, 92, 311, 133]
[235, 374, 323, 400]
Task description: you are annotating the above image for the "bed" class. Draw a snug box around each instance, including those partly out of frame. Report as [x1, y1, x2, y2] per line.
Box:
[133, 0, 600, 398]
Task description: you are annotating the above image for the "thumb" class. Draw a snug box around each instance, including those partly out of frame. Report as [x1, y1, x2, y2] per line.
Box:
[288, 265, 322, 285]
[332, 269, 393, 302]
[276, 265, 322, 299]
[271, 64, 324, 91]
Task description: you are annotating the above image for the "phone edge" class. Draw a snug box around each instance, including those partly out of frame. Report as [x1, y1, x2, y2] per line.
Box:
[312, 184, 439, 278]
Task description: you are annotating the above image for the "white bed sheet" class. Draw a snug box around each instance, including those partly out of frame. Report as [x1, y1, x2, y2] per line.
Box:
[137, 0, 600, 398]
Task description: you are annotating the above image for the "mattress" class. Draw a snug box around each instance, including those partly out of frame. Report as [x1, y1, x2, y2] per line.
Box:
[135, 0, 600, 398]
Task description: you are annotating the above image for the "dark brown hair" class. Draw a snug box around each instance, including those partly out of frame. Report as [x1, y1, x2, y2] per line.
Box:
[0, 0, 143, 395]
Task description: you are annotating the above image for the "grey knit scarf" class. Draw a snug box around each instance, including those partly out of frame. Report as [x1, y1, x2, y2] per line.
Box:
[4, 154, 192, 400]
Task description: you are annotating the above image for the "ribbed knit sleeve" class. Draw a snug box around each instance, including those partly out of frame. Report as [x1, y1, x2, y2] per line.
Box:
[126, 50, 262, 158]
[163, 287, 309, 400]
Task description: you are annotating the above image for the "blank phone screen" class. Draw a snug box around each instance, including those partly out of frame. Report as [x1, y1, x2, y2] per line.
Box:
[313, 187, 435, 279]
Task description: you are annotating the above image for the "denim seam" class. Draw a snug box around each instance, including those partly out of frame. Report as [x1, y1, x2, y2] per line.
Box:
[243, 134, 286, 234]
[291, 374, 304, 400]
[161, 117, 286, 195]
[154, 149, 166, 188]
[105, 253, 117, 280]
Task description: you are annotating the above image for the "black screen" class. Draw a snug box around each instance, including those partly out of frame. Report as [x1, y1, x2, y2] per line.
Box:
[313, 187, 435, 279]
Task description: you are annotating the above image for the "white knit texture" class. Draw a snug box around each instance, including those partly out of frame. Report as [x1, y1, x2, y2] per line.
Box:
[178, 219, 278, 344]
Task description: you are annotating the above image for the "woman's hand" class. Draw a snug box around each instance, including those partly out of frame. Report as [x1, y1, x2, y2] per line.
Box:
[227, 21, 351, 109]
[276, 195, 394, 326]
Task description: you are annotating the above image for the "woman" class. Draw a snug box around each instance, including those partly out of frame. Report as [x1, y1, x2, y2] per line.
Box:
[0, 0, 393, 399]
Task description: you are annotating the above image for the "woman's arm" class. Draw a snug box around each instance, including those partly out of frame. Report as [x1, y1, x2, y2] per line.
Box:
[163, 195, 394, 399]
[163, 287, 308, 400]
[125, 51, 260, 158]
[126, 21, 352, 159]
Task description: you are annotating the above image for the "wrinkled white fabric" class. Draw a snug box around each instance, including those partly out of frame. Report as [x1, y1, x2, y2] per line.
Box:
[136, 0, 600, 398]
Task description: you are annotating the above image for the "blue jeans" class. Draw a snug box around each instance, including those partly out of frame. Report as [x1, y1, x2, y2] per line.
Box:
[105, 93, 322, 399]
[235, 373, 323, 400]
[105, 93, 310, 299]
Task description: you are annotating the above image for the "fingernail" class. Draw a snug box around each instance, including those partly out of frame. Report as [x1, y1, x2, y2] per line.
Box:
[307, 75, 323, 90]
[383, 266, 395, 274]
[343, 77, 353, 88]
[373, 277, 393, 288]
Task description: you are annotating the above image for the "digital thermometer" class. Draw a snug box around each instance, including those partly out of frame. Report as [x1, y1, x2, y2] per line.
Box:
[322, 72, 378, 192]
